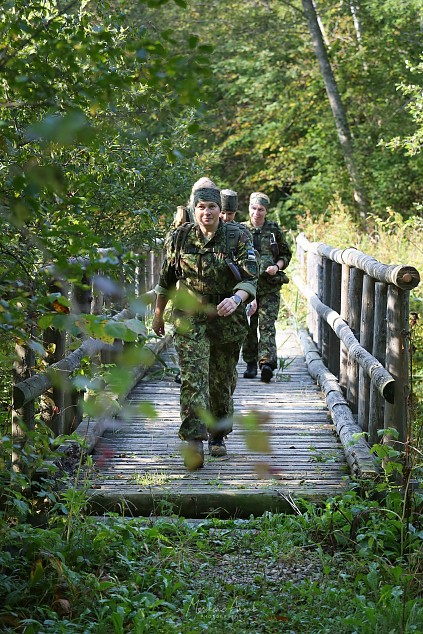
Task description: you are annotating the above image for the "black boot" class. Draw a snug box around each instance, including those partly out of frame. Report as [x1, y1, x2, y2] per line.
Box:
[208, 435, 227, 457]
[260, 364, 273, 383]
[243, 362, 257, 379]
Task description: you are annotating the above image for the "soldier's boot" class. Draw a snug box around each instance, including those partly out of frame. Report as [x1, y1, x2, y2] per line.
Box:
[183, 440, 204, 470]
[260, 364, 274, 383]
[208, 436, 227, 457]
[243, 362, 257, 379]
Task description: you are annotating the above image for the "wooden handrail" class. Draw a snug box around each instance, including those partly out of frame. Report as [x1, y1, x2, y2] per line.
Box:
[12, 248, 164, 458]
[294, 233, 420, 447]
[13, 337, 107, 410]
[293, 273, 395, 403]
[296, 233, 420, 290]
[13, 305, 143, 409]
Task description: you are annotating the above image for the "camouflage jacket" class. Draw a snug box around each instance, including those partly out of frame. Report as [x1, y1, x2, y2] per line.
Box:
[156, 220, 258, 301]
[241, 219, 292, 295]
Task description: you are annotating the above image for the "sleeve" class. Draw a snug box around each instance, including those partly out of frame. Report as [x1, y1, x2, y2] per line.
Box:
[156, 230, 178, 296]
[233, 231, 258, 299]
[276, 226, 292, 269]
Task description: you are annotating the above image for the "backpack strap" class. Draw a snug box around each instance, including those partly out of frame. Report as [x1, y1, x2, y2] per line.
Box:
[225, 224, 241, 259]
[173, 222, 194, 278]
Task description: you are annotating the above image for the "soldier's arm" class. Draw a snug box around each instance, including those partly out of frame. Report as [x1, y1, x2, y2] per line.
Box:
[152, 232, 178, 336]
[156, 229, 178, 295]
[152, 294, 168, 337]
[276, 226, 292, 269]
[233, 233, 258, 300]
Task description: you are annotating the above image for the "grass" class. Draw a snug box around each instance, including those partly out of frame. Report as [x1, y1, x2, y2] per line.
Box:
[0, 488, 422, 633]
[129, 471, 172, 487]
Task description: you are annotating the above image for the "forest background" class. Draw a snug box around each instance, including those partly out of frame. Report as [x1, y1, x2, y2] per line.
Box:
[0, 1, 422, 632]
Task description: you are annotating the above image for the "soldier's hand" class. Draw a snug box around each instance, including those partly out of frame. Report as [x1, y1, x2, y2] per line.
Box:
[152, 315, 165, 336]
[217, 296, 238, 317]
[248, 299, 258, 316]
[265, 264, 279, 276]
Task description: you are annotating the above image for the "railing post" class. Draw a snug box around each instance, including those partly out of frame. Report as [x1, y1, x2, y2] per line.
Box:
[368, 282, 387, 444]
[384, 285, 409, 446]
[339, 263, 350, 392]
[328, 261, 341, 377]
[306, 249, 314, 340]
[297, 240, 306, 280]
[321, 258, 331, 366]
[70, 272, 92, 429]
[346, 268, 363, 414]
[40, 278, 67, 436]
[316, 254, 324, 353]
[357, 275, 375, 432]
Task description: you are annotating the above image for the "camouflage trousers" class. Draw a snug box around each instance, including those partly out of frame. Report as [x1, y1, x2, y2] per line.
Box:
[242, 291, 280, 370]
[173, 314, 246, 441]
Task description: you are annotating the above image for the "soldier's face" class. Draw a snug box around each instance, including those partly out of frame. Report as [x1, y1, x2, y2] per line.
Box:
[195, 200, 221, 232]
[249, 203, 267, 227]
[220, 211, 236, 223]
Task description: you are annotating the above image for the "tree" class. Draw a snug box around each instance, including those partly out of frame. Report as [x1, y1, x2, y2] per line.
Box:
[147, 0, 423, 223]
[301, 0, 369, 219]
[0, 0, 213, 432]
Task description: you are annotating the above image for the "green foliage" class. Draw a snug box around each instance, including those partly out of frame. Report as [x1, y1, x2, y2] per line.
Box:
[0, 487, 421, 632]
[0, 0, 213, 438]
[147, 0, 423, 221]
[0, 0, 211, 334]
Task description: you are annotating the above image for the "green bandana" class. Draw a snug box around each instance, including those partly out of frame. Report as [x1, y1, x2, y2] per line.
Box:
[193, 187, 221, 208]
[250, 192, 270, 208]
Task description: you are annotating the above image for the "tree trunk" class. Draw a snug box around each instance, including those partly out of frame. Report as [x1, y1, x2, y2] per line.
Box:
[301, 0, 369, 218]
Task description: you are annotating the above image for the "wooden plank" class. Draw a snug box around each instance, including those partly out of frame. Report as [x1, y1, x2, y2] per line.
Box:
[87, 328, 350, 517]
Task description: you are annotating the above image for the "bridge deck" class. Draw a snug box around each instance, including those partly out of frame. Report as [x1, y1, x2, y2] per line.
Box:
[88, 328, 350, 518]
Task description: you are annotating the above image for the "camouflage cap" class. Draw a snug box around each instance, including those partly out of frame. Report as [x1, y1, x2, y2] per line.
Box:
[250, 192, 270, 208]
[221, 189, 238, 212]
[193, 187, 221, 208]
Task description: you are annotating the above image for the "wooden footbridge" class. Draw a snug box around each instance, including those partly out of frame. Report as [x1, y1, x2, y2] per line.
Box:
[11, 235, 420, 518]
[87, 327, 350, 518]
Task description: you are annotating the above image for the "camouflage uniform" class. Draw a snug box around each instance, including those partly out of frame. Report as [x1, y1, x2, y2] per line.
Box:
[156, 220, 258, 441]
[223, 220, 255, 395]
[241, 219, 292, 370]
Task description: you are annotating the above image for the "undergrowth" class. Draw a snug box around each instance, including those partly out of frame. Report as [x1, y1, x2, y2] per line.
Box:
[0, 481, 421, 633]
[0, 418, 422, 634]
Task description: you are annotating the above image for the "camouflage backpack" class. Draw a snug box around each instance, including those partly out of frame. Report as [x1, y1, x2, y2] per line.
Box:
[173, 222, 242, 279]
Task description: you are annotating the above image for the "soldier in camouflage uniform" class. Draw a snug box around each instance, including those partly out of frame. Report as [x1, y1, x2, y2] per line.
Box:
[152, 184, 258, 469]
[241, 192, 292, 383]
[220, 189, 258, 395]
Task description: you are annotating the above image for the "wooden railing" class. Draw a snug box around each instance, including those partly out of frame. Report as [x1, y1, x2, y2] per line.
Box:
[294, 233, 420, 453]
[11, 248, 164, 470]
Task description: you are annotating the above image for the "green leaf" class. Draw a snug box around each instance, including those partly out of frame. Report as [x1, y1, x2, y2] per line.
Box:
[30, 560, 44, 585]
[104, 321, 128, 340]
[124, 318, 147, 336]
[137, 401, 158, 418]
[28, 340, 47, 358]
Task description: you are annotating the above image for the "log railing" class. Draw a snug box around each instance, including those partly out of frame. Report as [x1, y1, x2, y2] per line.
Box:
[12, 248, 164, 471]
[294, 233, 420, 456]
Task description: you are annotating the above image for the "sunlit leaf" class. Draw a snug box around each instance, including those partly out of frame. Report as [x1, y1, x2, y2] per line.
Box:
[137, 401, 158, 418]
[30, 560, 44, 584]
